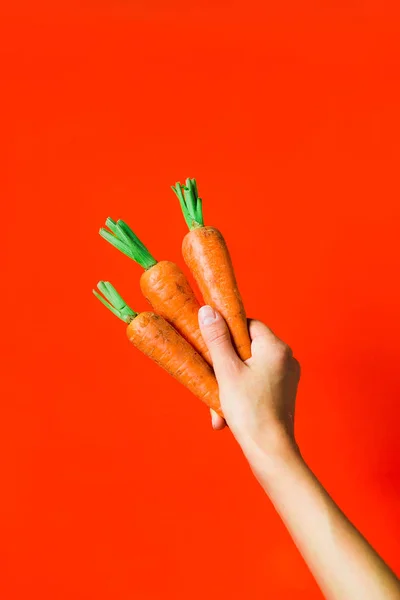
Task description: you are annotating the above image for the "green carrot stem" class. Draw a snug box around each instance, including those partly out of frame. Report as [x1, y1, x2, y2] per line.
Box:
[93, 281, 137, 323]
[99, 218, 157, 270]
[171, 177, 204, 230]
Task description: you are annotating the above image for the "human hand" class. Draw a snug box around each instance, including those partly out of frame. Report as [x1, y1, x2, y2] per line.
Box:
[198, 307, 400, 600]
[198, 306, 301, 461]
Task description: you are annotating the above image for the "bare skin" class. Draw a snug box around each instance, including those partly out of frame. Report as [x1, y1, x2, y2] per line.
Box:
[198, 305, 400, 600]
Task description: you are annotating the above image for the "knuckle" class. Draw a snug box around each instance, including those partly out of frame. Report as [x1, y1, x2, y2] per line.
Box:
[207, 327, 230, 348]
[292, 357, 301, 378]
[271, 342, 293, 368]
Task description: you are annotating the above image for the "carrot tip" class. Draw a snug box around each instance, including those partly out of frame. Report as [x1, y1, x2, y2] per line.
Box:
[99, 221, 157, 270]
[172, 177, 204, 230]
[93, 281, 137, 323]
[105, 217, 118, 235]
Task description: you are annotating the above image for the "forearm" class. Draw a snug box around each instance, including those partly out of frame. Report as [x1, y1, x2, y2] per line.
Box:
[244, 435, 400, 600]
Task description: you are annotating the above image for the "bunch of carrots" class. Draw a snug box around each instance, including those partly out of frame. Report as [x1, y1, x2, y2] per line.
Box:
[93, 178, 251, 418]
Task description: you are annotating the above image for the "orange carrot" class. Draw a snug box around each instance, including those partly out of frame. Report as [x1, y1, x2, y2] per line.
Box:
[93, 281, 222, 416]
[172, 178, 251, 361]
[99, 218, 211, 365]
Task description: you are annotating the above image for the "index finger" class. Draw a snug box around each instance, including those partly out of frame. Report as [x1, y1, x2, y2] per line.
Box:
[247, 318, 281, 343]
[245, 318, 283, 366]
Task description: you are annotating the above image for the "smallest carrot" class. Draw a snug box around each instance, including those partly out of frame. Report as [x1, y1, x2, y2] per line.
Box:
[93, 282, 222, 417]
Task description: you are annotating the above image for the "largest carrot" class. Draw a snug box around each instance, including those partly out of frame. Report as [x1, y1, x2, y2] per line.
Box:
[172, 178, 251, 361]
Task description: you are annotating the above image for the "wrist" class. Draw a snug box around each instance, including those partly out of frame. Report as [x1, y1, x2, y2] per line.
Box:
[238, 426, 303, 487]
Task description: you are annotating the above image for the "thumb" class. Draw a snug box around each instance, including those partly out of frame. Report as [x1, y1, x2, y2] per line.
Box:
[198, 305, 242, 376]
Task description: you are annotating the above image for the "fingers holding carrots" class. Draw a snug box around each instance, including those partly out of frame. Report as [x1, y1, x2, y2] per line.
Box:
[94, 176, 250, 420]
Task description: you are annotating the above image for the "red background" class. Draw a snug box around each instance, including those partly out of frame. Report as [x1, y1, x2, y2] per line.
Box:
[1, 2, 400, 598]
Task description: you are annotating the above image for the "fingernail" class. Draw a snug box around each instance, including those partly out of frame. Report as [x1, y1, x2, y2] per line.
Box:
[199, 305, 217, 326]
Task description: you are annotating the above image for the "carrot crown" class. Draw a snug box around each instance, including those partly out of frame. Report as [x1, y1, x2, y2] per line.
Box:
[171, 178, 204, 230]
[99, 218, 157, 270]
[93, 281, 137, 323]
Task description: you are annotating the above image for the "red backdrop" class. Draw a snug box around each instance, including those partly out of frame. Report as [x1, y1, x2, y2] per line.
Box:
[1, 2, 400, 598]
